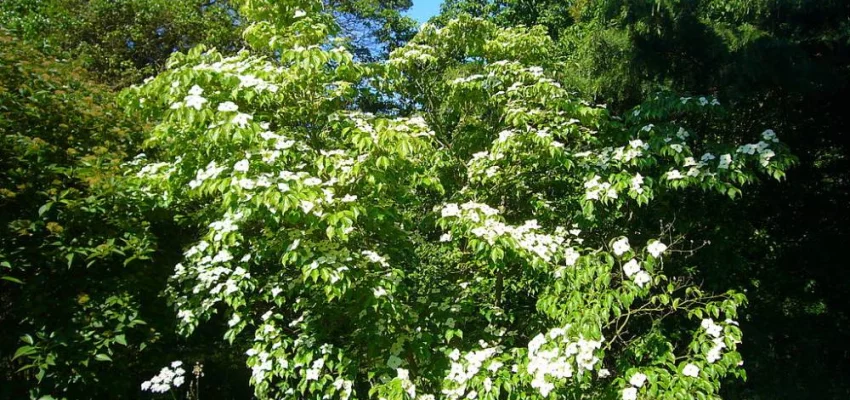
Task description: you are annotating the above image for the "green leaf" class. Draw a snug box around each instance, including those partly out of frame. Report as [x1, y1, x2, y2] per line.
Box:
[94, 354, 112, 362]
[38, 202, 53, 217]
[1, 276, 23, 284]
[21, 334, 34, 345]
[13, 345, 36, 360]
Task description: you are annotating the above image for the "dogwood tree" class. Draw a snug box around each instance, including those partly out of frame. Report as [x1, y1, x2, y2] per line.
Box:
[121, 0, 793, 399]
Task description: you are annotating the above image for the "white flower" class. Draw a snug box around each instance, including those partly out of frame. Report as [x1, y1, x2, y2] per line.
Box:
[184, 94, 207, 110]
[188, 85, 203, 96]
[667, 169, 684, 180]
[762, 129, 779, 142]
[303, 177, 322, 186]
[300, 200, 315, 213]
[631, 173, 644, 194]
[483, 377, 493, 392]
[612, 238, 630, 256]
[341, 194, 357, 202]
[564, 248, 580, 266]
[440, 233, 452, 242]
[701, 318, 723, 338]
[234, 159, 250, 172]
[373, 287, 387, 297]
[633, 271, 651, 288]
[441, 203, 460, 217]
[218, 101, 238, 112]
[629, 372, 647, 387]
[682, 363, 700, 377]
[623, 259, 641, 277]
[598, 368, 611, 378]
[294, 9, 306, 18]
[647, 241, 668, 258]
[718, 154, 732, 169]
[232, 113, 253, 127]
[622, 387, 638, 400]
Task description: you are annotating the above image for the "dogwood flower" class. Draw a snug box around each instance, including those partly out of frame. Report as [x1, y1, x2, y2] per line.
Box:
[623, 259, 641, 277]
[234, 159, 250, 172]
[232, 113, 253, 127]
[612, 238, 630, 256]
[218, 101, 238, 112]
[682, 363, 700, 377]
[629, 372, 647, 387]
[647, 241, 668, 258]
[633, 271, 651, 288]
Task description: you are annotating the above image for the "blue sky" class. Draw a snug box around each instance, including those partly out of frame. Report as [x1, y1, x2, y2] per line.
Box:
[404, 0, 443, 23]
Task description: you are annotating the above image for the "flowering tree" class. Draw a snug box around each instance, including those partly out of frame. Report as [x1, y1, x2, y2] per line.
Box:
[121, 0, 793, 399]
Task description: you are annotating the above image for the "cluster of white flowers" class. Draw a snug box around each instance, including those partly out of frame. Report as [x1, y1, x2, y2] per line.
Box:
[615, 240, 666, 288]
[442, 344, 501, 399]
[182, 84, 208, 110]
[388, 44, 437, 67]
[680, 96, 720, 106]
[246, 346, 286, 383]
[306, 358, 324, 381]
[135, 161, 175, 179]
[700, 318, 739, 363]
[587, 142, 649, 171]
[622, 371, 647, 400]
[441, 202, 572, 263]
[141, 361, 186, 393]
[737, 130, 779, 166]
[333, 377, 354, 399]
[189, 160, 227, 189]
[525, 326, 604, 397]
[237, 74, 279, 93]
[450, 74, 485, 85]
[622, 259, 651, 288]
[584, 175, 618, 201]
[395, 368, 418, 398]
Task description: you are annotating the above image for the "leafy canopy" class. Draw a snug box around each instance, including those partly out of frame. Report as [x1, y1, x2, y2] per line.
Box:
[118, 0, 793, 399]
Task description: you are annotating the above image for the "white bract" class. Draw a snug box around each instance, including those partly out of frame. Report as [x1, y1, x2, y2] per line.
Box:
[141, 361, 186, 393]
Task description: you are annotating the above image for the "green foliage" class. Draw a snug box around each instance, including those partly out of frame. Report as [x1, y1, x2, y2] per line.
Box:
[114, 1, 792, 398]
[0, 31, 160, 398]
[1, 0, 846, 399]
[0, 0, 245, 88]
[431, 0, 850, 398]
